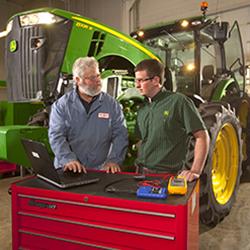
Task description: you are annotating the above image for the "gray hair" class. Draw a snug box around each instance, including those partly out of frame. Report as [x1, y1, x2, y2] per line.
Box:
[72, 57, 99, 79]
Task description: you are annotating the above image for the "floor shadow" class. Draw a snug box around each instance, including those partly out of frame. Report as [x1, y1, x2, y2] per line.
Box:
[200, 223, 214, 234]
[240, 165, 250, 183]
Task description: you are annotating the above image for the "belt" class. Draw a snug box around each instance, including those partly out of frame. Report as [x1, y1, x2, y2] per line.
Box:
[136, 166, 172, 174]
[135, 164, 182, 174]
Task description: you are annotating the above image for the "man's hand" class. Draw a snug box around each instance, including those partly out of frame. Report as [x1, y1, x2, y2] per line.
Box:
[103, 162, 121, 173]
[178, 169, 200, 182]
[63, 160, 87, 173]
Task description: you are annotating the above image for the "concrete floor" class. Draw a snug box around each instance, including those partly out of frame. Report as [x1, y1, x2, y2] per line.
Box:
[200, 169, 250, 250]
[1, 170, 250, 250]
[0, 175, 21, 250]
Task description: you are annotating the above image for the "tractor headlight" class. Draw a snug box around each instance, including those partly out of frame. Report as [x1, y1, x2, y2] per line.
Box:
[181, 20, 189, 28]
[19, 12, 64, 26]
[186, 63, 195, 71]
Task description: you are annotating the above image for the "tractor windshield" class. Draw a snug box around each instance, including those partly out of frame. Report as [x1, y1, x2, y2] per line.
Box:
[144, 31, 196, 95]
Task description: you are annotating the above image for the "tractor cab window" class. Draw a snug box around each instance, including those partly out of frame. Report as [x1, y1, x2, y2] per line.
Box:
[199, 29, 217, 99]
[224, 21, 245, 92]
[144, 31, 195, 95]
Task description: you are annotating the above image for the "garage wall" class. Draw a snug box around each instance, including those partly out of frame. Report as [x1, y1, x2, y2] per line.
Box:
[83, 0, 122, 30]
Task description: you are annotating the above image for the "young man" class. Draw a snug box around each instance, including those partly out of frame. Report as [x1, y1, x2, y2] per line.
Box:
[49, 57, 128, 173]
[134, 59, 209, 181]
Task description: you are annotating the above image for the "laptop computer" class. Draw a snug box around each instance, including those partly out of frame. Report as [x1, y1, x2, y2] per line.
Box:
[21, 138, 100, 189]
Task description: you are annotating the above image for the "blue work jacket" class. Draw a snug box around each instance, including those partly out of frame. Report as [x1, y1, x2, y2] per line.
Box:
[49, 89, 128, 169]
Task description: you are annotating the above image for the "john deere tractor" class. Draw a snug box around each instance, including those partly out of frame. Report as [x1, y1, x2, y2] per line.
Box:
[1, 5, 249, 227]
[131, 5, 250, 226]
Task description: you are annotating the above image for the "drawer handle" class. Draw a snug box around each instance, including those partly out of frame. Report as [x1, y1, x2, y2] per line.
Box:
[19, 229, 116, 250]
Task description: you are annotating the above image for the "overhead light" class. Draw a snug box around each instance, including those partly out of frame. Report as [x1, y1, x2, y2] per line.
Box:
[19, 12, 64, 26]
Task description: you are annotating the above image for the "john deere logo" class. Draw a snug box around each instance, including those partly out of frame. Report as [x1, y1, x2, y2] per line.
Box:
[163, 110, 169, 117]
[9, 40, 17, 52]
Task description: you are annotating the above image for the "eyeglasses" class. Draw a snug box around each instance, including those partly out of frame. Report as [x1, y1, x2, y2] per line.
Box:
[84, 74, 101, 81]
[135, 76, 154, 84]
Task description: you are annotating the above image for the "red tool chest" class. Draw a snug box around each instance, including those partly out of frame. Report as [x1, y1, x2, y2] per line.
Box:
[11, 172, 199, 249]
[0, 160, 16, 174]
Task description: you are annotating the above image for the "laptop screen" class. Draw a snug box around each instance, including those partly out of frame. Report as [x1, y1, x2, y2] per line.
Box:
[21, 138, 60, 183]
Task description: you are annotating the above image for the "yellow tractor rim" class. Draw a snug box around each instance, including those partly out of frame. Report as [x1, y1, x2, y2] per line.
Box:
[212, 123, 239, 205]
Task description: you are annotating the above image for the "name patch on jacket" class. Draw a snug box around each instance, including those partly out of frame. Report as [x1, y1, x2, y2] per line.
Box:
[98, 112, 110, 119]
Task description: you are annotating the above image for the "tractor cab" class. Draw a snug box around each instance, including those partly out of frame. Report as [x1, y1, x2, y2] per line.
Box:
[131, 14, 245, 104]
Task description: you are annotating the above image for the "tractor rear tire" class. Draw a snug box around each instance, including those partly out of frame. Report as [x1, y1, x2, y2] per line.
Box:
[222, 93, 250, 168]
[187, 101, 243, 227]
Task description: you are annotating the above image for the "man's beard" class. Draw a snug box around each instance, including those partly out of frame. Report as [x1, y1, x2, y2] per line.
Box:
[78, 83, 102, 97]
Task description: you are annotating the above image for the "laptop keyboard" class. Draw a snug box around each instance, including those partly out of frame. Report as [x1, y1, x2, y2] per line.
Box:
[57, 169, 99, 185]
[63, 171, 84, 178]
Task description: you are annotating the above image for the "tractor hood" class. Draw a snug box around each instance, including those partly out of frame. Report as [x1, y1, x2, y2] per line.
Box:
[5, 13, 72, 103]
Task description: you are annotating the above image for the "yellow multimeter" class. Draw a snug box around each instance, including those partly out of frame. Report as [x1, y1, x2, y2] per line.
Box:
[168, 176, 187, 195]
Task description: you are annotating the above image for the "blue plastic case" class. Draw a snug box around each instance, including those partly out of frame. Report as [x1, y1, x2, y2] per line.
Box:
[136, 186, 167, 199]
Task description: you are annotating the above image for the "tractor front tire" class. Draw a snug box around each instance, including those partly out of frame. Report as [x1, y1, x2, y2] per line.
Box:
[187, 102, 243, 227]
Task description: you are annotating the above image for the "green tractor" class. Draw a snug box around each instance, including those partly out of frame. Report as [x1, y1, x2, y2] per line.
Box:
[131, 7, 250, 226]
[1, 6, 249, 227]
